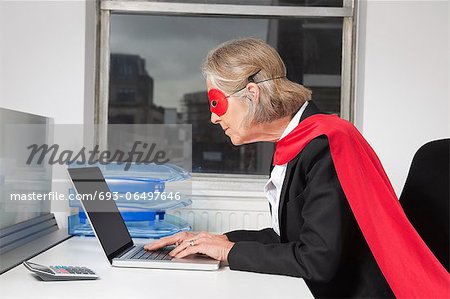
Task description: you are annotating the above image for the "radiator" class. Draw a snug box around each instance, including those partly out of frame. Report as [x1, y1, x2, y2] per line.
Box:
[167, 175, 271, 234]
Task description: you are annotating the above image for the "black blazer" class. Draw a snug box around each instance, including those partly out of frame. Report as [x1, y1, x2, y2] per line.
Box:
[226, 101, 394, 298]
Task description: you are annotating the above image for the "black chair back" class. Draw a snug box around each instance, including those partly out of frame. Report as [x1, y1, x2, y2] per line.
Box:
[400, 139, 449, 271]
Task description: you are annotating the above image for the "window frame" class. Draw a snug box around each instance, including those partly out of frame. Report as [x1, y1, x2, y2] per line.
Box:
[95, 0, 357, 181]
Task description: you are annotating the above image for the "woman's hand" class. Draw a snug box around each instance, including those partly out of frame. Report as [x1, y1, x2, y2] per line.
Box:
[144, 231, 197, 250]
[144, 231, 234, 263]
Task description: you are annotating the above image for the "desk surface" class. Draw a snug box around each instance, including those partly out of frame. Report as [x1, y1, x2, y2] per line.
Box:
[0, 236, 313, 299]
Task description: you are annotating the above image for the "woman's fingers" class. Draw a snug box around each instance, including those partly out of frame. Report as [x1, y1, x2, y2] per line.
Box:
[174, 244, 206, 259]
[144, 232, 193, 250]
[144, 237, 172, 250]
[168, 240, 190, 257]
[169, 237, 206, 256]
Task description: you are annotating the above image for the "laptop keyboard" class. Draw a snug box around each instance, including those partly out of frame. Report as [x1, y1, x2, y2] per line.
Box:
[128, 246, 172, 261]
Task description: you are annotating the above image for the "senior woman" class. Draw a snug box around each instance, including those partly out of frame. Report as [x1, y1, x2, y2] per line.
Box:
[146, 38, 448, 298]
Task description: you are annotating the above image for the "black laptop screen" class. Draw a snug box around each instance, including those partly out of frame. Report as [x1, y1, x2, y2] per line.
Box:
[68, 167, 133, 262]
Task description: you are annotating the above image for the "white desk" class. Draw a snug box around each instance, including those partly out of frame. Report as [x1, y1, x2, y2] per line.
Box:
[0, 236, 313, 299]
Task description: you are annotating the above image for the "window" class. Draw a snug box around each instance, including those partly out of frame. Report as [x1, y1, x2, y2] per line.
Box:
[98, 0, 356, 175]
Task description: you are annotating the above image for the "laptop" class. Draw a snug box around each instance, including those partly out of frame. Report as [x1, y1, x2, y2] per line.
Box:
[67, 167, 220, 271]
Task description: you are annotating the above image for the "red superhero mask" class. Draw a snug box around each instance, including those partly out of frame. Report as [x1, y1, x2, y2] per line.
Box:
[208, 89, 228, 117]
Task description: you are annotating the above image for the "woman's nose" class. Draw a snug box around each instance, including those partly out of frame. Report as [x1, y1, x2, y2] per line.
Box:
[210, 113, 220, 124]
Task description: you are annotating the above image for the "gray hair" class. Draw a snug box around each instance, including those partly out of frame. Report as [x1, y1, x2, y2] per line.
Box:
[202, 38, 312, 124]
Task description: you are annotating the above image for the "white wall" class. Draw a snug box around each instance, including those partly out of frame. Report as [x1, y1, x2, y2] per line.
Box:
[0, 0, 87, 124]
[355, 0, 449, 195]
[0, 0, 93, 227]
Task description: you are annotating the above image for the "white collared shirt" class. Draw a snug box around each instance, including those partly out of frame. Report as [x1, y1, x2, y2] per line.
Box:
[264, 101, 309, 236]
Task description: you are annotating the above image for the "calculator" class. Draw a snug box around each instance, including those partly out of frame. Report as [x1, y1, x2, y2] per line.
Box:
[23, 261, 98, 281]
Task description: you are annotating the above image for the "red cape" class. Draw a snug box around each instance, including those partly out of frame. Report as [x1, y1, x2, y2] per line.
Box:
[274, 114, 449, 298]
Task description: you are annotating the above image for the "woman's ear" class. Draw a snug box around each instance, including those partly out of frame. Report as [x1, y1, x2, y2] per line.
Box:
[246, 83, 260, 103]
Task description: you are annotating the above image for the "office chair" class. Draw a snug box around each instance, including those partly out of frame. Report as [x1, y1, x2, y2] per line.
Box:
[400, 139, 449, 271]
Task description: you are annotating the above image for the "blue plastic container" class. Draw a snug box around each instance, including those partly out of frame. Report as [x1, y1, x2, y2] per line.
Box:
[67, 162, 192, 238]
[68, 213, 191, 238]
